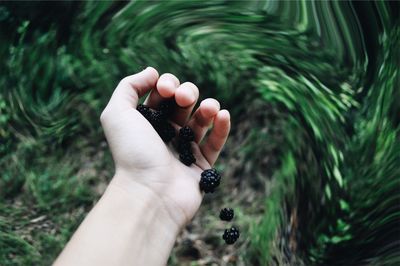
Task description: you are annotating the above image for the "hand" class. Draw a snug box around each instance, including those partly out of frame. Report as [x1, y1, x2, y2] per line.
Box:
[55, 67, 230, 266]
[100, 67, 231, 228]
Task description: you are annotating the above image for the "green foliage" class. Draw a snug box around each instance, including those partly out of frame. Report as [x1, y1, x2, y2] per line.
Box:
[0, 1, 399, 265]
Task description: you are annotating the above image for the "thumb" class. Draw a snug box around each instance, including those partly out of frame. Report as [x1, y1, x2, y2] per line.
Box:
[106, 67, 159, 112]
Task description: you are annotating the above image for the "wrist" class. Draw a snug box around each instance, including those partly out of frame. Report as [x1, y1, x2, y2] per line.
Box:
[56, 172, 181, 266]
[108, 171, 182, 230]
[111, 168, 190, 228]
[101, 174, 181, 265]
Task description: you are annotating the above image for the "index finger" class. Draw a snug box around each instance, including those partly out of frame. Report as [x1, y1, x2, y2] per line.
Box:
[105, 67, 159, 113]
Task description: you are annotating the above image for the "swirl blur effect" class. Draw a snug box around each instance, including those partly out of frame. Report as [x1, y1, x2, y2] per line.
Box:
[0, 1, 399, 265]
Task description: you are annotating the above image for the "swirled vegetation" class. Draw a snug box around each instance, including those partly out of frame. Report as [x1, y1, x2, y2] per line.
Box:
[0, 1, 399, 265]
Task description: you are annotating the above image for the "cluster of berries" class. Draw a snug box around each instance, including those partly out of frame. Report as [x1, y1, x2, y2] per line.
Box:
[137, 101, 196, 166]
[137, 101, 240, 245]
[137, 101, 176, 142]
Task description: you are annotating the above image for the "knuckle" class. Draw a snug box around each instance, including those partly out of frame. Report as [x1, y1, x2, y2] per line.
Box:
[119, 76, 131, 86]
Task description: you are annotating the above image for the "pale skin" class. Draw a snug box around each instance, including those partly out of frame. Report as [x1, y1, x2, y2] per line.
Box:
[54, 67, 231, 266]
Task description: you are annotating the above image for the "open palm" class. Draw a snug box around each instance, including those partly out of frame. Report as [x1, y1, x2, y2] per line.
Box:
[100, 67, 230, 227]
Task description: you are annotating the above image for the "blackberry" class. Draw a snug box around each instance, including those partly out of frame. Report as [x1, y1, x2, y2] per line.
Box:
[149, 110, 163, 127]
[199, 168, 221, 193]
[179, 126, 195, 142]
[177, 140, 192, 154]
[158, 100, 175, 118]
[156, 122, 175, 142]
[179, 150, 196, 166]
[137, 104, 152, 119]
[137, 103, 175, 143]
[222, 227, 240, 245]
[219, 208, 234, 221]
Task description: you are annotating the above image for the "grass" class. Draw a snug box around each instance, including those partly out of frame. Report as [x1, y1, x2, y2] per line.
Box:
[1, 1, 399, 265]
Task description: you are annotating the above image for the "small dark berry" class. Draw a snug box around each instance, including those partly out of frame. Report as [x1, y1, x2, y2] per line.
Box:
[201, 168, 221, 182]
[156, 122, 176, 142]
[177, 140, 192, 154]
[199, 168, 221, 193]
[222, 227, 240, 245]
[137, 104, 152, 119]
[179, 126, 195, 142]
[219, 208, 234, 221]
[158, 100, 175, 118]
[149, 110, 163, 127]
[179, 151, 196, 166]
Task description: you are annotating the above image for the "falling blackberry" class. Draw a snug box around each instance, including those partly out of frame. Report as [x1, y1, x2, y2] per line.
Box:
[179, 150, 196, 166]
[156, 122, 176, 142]
[179, 126, 195, 142]
[219, 208, 234, 221]
[199, 168, 221, 193]
[158, 100, 175, 118]
[222, 227, 240, 245]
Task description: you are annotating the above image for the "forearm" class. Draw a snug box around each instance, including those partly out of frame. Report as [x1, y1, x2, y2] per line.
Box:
[54, 174, 180, 266]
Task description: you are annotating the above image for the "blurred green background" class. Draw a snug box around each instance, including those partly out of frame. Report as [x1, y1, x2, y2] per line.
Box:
[0, 1, 399, 265]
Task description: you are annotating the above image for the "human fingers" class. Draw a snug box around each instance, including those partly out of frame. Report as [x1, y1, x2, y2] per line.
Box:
[186, 98, 220, 143]
[103, 67, 159, 114]
[200, 110, 231, 166]
[171, 82, 199, 126]
[144, 73, 180, 108]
